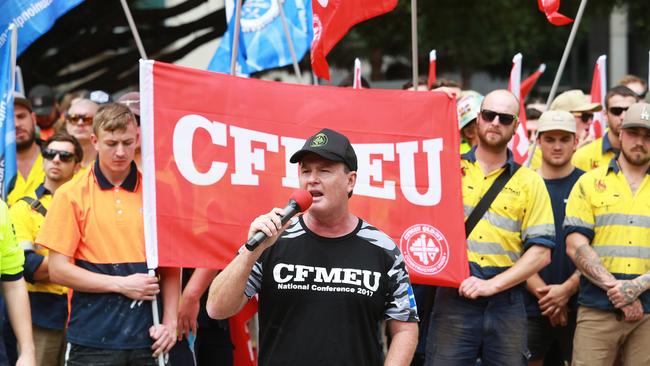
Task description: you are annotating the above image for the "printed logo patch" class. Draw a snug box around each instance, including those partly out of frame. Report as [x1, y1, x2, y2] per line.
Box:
[310, 132, 328, 147]
[400, 224, 450, 276]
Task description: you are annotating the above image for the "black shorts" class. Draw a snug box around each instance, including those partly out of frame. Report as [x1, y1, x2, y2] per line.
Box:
[526, 312, 577, 363]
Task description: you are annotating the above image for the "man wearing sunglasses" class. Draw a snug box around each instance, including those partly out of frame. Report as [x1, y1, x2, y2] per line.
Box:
[618, 74, 648, 100]
[64, 98, 99, 176]
[36, 103, 179, 365]
[426, 90, 555, 366]
[9, 131, 82, 366]
[572, 86, 639, 172]
[8, 93, 46, 207]
[549, 89, 602, 149]
[565, 102, 650, 365]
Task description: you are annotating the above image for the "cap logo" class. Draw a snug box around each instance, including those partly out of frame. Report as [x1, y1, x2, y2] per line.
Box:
[310, 132, 328, 147]
[552, 114, 563, 121]
[641, 106, 650, 121]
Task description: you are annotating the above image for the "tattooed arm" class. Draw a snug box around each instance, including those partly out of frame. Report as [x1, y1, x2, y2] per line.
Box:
[566, 233, 616, 291]
[605, 273, 650, 308]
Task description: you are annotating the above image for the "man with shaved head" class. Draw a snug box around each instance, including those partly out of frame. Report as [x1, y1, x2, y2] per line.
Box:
[64, 98, 99, 174]
[425, 90, 555, 366]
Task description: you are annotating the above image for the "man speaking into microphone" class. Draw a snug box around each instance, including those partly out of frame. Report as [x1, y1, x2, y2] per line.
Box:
[207, 128, 419, 366]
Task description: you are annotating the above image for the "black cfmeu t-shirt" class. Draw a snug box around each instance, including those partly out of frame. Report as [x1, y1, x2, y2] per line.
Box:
[245, 216, 419, 366]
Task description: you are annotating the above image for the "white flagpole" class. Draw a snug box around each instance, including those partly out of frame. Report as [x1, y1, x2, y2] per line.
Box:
[526, 0, 588, 167]
[544, 0, 588, 109]
[138, 60, 164, 366]
[9, 25, 17, 93]
[230, 0, 244, 75]
[276, 0, 302, 80]
[411, 0, 418, 89]
[353, 58, 362, 89]
[120, 0, 148, 60]
[15, 66, 24, 94]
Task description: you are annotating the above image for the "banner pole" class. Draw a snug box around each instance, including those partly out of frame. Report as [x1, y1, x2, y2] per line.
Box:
[410, 0, 418, 89]
[120, 0, 148, 60]
[230, 0, 244, 76]
[9, 25, 17, 93]
[15, 65, 24, 94]
[526, 0, 588, 167]
[276, 0, 302, 80]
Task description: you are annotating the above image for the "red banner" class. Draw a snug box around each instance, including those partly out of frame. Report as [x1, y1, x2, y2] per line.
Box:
[140, 61, 468, 287]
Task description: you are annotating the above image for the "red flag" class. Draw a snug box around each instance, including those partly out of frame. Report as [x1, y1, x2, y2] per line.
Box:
[520, 63, 545, 101]
[229, 298, 258, 366]
[588, 55, 607, 139]
[311, 0, 398, 80]
[140, 60, 469, 287]
[427, 50, 437, 89]
[537, 0, 573, 26]
[507, 53, 530, 164]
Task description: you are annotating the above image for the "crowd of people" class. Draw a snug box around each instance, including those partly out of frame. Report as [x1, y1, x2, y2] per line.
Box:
[0, 72, 648, 366]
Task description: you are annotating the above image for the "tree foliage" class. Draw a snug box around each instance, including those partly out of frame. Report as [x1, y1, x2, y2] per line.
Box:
[16, 0, 650, 93]
[329, 0, 650, 86]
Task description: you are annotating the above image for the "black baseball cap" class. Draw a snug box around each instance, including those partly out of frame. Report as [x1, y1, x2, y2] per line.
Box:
[13, 91, 32, 111]
[28, 85, 56, 116]
[290, 128, 358, 171]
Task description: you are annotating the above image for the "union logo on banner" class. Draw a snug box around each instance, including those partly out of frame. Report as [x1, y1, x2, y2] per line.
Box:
[400, 224, 450, 276]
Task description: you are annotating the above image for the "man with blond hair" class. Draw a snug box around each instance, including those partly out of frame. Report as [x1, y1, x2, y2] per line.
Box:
[37, 103, 179, 365]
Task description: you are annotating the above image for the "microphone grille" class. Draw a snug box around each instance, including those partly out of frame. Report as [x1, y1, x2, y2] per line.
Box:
[290, 189, 313, 212]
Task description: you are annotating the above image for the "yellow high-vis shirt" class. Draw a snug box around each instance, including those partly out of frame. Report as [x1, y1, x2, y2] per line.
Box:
[0, 200, 24, 280]
[7, 154, 45, 206]
[462, 148, 555, 280]
[572, 133, 618, 172]
[564, 160, 650, 312]
[9, 185, 67, 296]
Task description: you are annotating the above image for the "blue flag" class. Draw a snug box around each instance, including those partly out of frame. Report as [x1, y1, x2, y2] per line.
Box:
[0, 0, 84, 56]
[208, 0, 313, 75]
[0, 26, 17, 201]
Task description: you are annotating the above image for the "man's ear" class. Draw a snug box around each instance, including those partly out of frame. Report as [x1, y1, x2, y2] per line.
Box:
[90, 133, 99, 152]
[347, 170, 357, 195]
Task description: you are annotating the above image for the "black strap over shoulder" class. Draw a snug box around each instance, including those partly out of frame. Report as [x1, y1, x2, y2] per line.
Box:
[19, 196, 47, 217]
[464, 164, 521, 238]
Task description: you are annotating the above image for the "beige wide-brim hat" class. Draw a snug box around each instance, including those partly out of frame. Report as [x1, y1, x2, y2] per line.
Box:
[550, 89, 602, 113]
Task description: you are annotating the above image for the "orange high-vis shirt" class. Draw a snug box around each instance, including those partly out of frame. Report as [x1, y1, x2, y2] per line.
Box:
[35, 160, 154, 349]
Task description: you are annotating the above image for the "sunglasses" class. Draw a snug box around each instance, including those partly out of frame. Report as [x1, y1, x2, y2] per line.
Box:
[66, 114, 93, 125]
[608, 106, 629, 116]
[480, 109, 517, 126]
[42, 148, 76, 163]
[573, 112, 593, 123]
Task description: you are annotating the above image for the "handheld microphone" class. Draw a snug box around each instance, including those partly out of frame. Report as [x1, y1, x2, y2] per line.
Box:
[245, 189, 313, 251]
